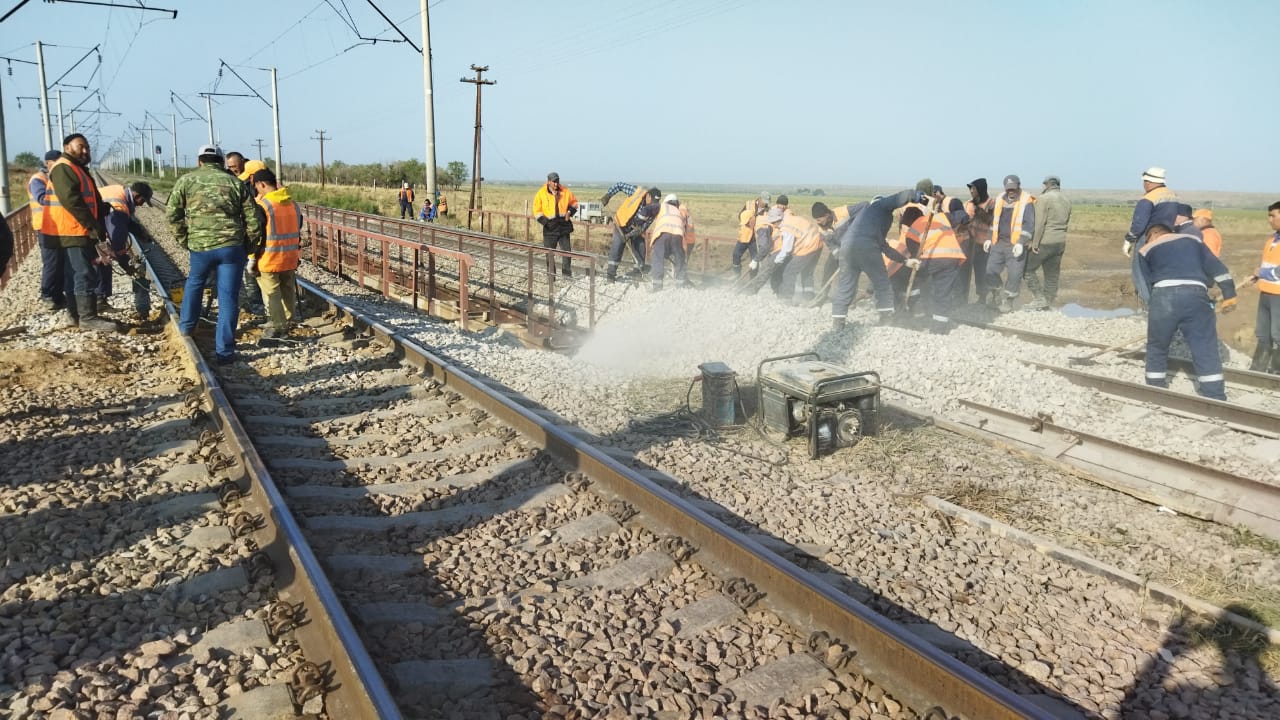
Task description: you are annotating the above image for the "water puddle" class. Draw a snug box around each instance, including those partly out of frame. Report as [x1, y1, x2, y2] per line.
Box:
[1059, 302, 1136, 319]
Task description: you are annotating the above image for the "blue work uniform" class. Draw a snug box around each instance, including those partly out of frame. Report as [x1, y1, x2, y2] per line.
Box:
[830, 189, 917, 322]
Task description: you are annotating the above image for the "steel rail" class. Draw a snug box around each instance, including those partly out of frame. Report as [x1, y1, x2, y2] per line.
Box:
[906, 399, 1280, 541]
[962, 319, 1280, 393]
[299, 278, 1052, 720]
[1025, 360, 1280, 436]
[129, 234, 402, 719]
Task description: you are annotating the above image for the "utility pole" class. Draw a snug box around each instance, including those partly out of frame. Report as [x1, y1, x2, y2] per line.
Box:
[148, 125, 158, 177]
[460, 65, 494, 229]
[269, 67, 282, 182]
[56, 89, 64, 143]
[254, 138, 265, 161]
[171, 113, 178, 174]
[311, 130, 328, 188]
[0, 71, 10, 214]
[204, 94, 214, 145]
[420, 0, 437, 201]
[35, 41, 52, 152]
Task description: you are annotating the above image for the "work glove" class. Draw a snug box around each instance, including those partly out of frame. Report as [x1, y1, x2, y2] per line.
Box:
[775, 252, 789, 264]
[537, 216, 548, 227]
[247, 258, 260, 277]
[1012, 243, 1024, 258]
[566, 206, 577, 218]
[1122, 233, 1137, 258]
[982, 240, 992, 253]
[748, 260, 759, 271]
[905, 258, 922, 270]
[1220, 297, 1238, 313]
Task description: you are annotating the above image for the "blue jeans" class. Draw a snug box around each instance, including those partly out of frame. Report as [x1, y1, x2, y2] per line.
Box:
[63, 244, 98, 298]
[649, 233, 686, 288]
[180, 244, 247, 360]
[1145, 285, 1225, 400]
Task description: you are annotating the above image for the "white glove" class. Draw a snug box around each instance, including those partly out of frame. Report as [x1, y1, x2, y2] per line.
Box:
[982, 240, 992, 253]
[775, 252, 789, 263]
[748, 260, 759, 271]
[1012, 243, 1024, 258]
[905, 258, 922, 269]
[1122, 238, 1135, 258]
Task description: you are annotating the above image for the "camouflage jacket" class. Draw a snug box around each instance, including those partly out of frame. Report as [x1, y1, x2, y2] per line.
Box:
[166, 164, 263, 252]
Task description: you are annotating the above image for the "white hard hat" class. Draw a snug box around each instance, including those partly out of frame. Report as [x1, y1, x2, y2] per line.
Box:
[663, 193, 678, 204]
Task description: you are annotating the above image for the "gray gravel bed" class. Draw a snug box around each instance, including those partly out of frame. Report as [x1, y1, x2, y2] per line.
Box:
[130, 210, 1280, 717]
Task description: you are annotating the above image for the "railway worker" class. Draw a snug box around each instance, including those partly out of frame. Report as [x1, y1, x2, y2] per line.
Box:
[96, 182, 155, 321]
[1024, 175, 1072, 310]
[1174, 203, 1203, 241]
[601, 184, 661, 282]
[437, 195, 448, 217]
[225, 151, 247, 179]
[770, 206, 824, 303]
[812, 200, 869, 288]
[397, 182, 415, 220]
[419, 198, 435, 222]
[983, 174, 1035, 313]
[647, 194, 694, 291]
[0, 214, 13, 275]
[533, 172, 579, 277]
[900, 201, 967, 333]
[43, 133, 114, 332]
[732, 192, 770, 278]
[29, 150, 69, 312]
[960, 178, 995, 304]
[1124, 167, 1179, 308]
[168, 144, 264, 364]
[1193, 209, 1223, 258]
[740, 206, 785, 295]
[829, 181, 926, 329]
[1138, 223, 1237, 400]
[249, 168, 302, 341]
[1249, 202, 1280, 373]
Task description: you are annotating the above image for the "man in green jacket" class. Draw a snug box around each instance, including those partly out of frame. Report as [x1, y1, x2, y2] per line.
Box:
[1025, 175, 1072, 310]
[43, 134, 115, 331]
[168, 144, 264, 364]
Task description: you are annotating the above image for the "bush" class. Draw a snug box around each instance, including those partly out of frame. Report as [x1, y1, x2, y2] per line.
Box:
[289, 184, 379, 214]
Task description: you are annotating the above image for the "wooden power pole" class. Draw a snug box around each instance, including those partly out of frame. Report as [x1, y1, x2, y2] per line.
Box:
[460, 65, 494, 229]
[311, 130, 328, 188]
[254, 138, 265, 161]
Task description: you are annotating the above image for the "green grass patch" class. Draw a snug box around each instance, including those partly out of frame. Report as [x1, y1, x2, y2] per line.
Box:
[287, 184, 380, 214]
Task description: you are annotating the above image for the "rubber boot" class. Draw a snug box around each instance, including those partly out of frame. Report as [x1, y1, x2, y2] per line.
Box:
[1270, 347, 1280, 376]
[832, 317, 847, 331]
[1250, 346, 1271, 372]
[998, 295, 1013, 313]
[76, 295, 117, 333]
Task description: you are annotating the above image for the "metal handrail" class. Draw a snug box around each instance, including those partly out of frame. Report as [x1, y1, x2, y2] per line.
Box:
[2, 206, 40, 292]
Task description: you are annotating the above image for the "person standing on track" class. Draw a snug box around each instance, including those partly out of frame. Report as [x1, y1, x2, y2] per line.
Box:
[1138, 223, 1237, 400]
[960, 178, 995, 304]
[732, 192, 770, 278]
[900, 198, 969, 333]
[249, 168, 302, 341]
[1249, 202, 1280, 373]
[1024, 175, 1072, 310]
[29, 150, 67, 312]
[533, 172, 579, 277]
[397, 182, 415, 220]
[97, 182, 155, 322]
[984, 175, 1035, 313]
[647, 194, 695, 291]
[42, 134, 114, 332]
[168, 144, 264, 364]
[1124, 167, 1179, 308]
[600, 183, 661, 282]
[829, 182, 927, 329]
[812, 200, 869, 289]
[771, 205, 824, 303]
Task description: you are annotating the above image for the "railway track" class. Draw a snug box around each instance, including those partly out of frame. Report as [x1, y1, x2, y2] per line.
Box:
[5, 185, 1274, 717]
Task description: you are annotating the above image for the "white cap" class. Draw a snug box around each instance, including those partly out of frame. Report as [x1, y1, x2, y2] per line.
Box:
[1141, 167, 1166, 184]
[663, 193, 678, 204]
[196, 144, 222, 159]
[766, 207, 785, 223]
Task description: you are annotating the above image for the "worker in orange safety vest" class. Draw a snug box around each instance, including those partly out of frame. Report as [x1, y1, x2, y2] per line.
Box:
[1249, 202, 1280, 373]
[398, 182, 415, 219]
[646, 194, 694, 291]
[250, 167, 303, 340]
[900, 203, 968, 334]
[29, 150, 68, 310]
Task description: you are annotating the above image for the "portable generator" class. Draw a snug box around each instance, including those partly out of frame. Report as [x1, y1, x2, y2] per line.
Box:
[756, 353, 881, 458]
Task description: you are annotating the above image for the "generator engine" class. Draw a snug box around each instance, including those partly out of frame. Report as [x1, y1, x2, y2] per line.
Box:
[756, 353, 881, 458]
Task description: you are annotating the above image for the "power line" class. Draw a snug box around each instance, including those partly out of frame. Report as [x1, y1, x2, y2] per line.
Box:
[363, 0, 420, 53]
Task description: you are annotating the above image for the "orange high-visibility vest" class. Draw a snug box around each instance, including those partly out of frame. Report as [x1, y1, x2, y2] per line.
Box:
[737, 198, 765, 244]
[614, 186, 651, 228]
[778, 210, 823, 256]
[99, 185, 132, 216]
[28, 171, 48, 231]
[41, 157, 100, 237]
[256, 196, 303, 273]
[905, 212, 967, 262]
[990, 190, 1034, 246]
[1201, 226, 1223, 258]
[1259, 234, 1280, 295]
[884, 227, 911, 277]
[398, 187, 414, 203]
[648, 202, 692, 247]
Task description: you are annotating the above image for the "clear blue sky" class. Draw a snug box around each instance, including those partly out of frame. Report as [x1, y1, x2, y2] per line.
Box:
[2, 0, 1277, 192]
